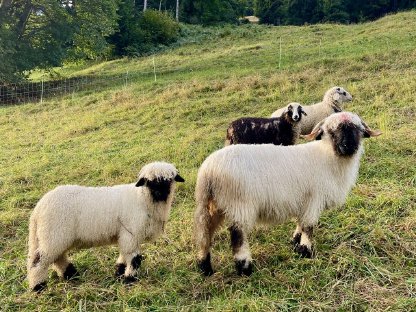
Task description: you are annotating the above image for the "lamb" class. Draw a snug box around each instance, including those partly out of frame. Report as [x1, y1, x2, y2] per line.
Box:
[27, 161, 185, 292]
[194, 112, 381, 276]
[225, 103, 306, 146]
[271, 86, 353, 135]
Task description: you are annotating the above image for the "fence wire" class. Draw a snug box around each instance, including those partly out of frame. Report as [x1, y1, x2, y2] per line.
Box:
[0, 33, 411, 106]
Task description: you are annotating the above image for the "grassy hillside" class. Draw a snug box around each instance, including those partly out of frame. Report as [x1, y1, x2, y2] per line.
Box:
[1, 11, 416, 311]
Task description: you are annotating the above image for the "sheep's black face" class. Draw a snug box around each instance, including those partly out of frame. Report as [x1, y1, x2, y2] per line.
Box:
[286, 104, 306, 122]
[146, 178, 172, 202]
[329, 123, 362, 157]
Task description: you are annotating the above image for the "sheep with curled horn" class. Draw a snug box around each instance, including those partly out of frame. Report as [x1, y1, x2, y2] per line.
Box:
[194, 112, 380, 276]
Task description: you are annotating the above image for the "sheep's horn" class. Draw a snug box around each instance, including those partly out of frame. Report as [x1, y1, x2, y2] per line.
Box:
[302, 120, 325, 141]
[361, 120, 382, 138]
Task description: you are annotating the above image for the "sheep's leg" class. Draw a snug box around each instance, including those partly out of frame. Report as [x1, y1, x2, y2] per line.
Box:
[291, 223, 302, 247]
[229, 224, 253, 276]
[118, 230, 142, 283]
[115, 254, 126, 278]
[294, 225, 314, 258]
[53, 252, 78, 280]
[195, 200, 224, 276]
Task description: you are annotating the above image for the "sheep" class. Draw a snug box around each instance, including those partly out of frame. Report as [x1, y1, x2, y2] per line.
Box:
[27, 161, 185, 292]
[194, 112, 381, 276]
[225, 103, 307, 146]
[271, 86, 353, 135]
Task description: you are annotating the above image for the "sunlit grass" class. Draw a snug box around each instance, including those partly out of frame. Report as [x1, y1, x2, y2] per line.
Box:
[1, 10, 416, 311]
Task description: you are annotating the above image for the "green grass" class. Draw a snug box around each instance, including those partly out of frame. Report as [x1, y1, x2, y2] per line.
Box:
[1, 11, 416, 311]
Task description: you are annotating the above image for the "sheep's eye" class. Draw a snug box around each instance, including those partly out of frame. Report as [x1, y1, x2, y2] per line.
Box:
[336, 88, 340, 91]
[343, 91, 346, 96]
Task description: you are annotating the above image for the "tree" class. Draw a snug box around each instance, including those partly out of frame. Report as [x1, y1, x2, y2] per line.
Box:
[0, 0, 119, 83]
[181, 0, 243, 25]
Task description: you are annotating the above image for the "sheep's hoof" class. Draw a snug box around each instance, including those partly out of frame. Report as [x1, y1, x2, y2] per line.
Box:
[291, 233, 302, 246]
[198, 253, 214, 276]
[235, 260, 253, 276]
[32, 282, 47, 293]
[295, 244, 313, 258]
[123, 275, 138, 284]
[63, 263, 79, 280]
[115, 263, 126, 278]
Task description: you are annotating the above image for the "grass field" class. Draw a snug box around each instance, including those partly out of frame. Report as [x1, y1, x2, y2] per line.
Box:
[1, 10, 416, 311]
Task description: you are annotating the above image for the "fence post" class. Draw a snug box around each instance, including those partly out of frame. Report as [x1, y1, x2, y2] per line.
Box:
[125, 71, 129, 89]
[319, 38, 322, 58]
[40, 79, 44, 104]
[153, 56, 157, 82]
[279, 37, 282, 69]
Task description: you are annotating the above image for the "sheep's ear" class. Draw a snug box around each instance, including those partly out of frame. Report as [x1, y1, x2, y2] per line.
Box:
[302, 120, 325, 141]
[135, 178, 146, 187]
[287, 104, 293, 112]
[333, 92, 341, 102]
[300, 107, 307, 116]
[361, 121, 382, 138]
[175, 174, 185, 182]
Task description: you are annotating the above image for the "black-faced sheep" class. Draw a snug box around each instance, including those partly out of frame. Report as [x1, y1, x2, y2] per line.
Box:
[27, 162, 184, 292]
[271, 86, 353, 135]
[194, 112, 381, 276]
[225, 103, 306, 146]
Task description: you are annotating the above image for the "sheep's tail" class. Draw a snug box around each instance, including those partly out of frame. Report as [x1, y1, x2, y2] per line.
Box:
[27, 214, 39, 272]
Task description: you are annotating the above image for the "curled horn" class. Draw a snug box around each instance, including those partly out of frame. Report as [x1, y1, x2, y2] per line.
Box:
[361, 120, 382, 138]
[301, 119, 325, 141]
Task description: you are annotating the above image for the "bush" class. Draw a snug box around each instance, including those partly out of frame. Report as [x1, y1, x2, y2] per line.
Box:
[111, 9, 180, 56]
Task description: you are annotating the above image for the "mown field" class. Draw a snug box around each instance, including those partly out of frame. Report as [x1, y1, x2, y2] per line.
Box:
[1, 11, 416, 311]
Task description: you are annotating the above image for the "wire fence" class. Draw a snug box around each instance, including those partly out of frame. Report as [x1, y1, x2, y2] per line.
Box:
[0, 32, 411, 106]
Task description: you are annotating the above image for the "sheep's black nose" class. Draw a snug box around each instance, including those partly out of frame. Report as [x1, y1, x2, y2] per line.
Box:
[293, 115, 299, 121]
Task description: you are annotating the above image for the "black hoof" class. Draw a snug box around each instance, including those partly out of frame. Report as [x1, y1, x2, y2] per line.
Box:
[292, 233, 302, 246]
[198, 253, 214, 276]
[295, 244, 313, 258]
[235, 259, 253, 276]
[115, 263, 126, 277]
[131, 254, 143, 270]
[63, 263, 79, 280]
[123, 275, 138, 284]
[32, 282, 47, 293]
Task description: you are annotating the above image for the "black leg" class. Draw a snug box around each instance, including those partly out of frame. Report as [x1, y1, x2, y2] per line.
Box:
[63, 263, 78, 280]
[198, 252, 214, 276]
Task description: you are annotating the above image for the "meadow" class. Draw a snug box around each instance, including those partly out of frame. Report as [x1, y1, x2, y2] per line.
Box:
[0, 11, 415, 311]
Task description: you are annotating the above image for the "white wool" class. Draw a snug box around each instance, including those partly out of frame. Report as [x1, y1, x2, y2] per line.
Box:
[138, 161, 179, 180]
[27, 162, 180, 290]
[271, 86, 353, 135]
[194, 112, 376, 271]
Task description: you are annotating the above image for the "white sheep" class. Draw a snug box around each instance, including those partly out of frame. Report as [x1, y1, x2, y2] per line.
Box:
[225, 103, 306, 146]
[194, 112, 380, 276]
[27, 162, 184, 292]
[271, 86, 353, 135]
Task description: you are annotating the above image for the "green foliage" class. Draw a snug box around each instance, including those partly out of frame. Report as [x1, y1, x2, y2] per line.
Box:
[255, 0, 416, 25]
[111, 8, 180, 56]
[181, 0, 243, 25]
[0, 0, 119, 83]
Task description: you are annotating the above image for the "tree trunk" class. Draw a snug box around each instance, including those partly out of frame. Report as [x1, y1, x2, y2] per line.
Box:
[0, 0, 13, 9]
[143, 0, 147, 11]
[175, 0, 179, 21]
[16, 0, 33, 38]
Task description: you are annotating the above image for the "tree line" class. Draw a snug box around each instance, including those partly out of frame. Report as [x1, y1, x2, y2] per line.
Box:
[254, 0, 416, 25]
[1, 0, 415, 83]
